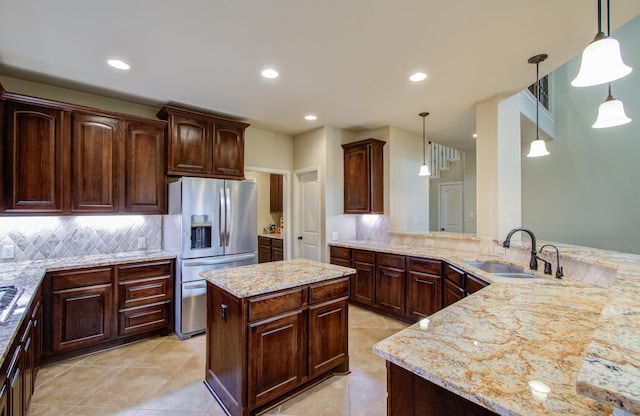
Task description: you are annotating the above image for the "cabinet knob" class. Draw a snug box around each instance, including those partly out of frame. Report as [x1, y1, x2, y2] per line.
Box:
[221, 304, 228, 322]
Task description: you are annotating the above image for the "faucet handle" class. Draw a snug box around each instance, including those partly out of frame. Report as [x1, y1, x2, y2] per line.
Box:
[556, 266, 564, 279]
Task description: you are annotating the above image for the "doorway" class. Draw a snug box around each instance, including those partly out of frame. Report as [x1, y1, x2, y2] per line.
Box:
[293, 167, 321, 261]
[438, 182, 464, 233]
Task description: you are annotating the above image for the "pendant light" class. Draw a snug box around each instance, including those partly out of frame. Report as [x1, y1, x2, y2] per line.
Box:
[418, 112, 431, 176]
[571, 0, 632, 87]
[527, 54, 550, 158]
[592, 84, 632, 128]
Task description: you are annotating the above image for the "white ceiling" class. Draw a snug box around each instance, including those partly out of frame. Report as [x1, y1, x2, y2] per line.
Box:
[0, 0, 639, 152]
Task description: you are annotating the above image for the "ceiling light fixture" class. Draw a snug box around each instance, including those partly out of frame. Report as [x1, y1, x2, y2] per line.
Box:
[527, 54, 550, 158]
[409, 72, 427, 82]
[418, 112, 431, 176]
[261, 68, 279, 79]
[107, 59, 130, 70]
[472, 133, 477, 138]
[571, 0, 632, 87]
[592, 84, 632, 128]
[304, 114, 317, 121]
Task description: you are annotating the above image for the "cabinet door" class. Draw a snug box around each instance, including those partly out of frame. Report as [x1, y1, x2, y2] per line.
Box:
[376, 266, 405, 316]
[212, 122, 244, 179]
[270, 174, 283, 212]
[4, 102, 66, 213]
[248, 311, 305, 407]
[309, 299, 348, 378]
[443, 278, 465, 308]
[20, 319, 35, 413]
[352, 261, 375, 305]
[343, 145, 370, 213]
[271, 247, 284, 262]
[7, 346, 22, 416]
[0, 381, 6, 416]
[167, 115, 211, 175]
[125, 122, 167, 213]
[406, 271, 442, 320]
[258, 242, 272, 263]
[51, 268, 115, 353]
[71, 113, 121, 212]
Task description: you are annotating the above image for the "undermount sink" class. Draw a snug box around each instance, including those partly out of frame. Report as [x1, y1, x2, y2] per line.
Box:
[462, 260, 538, 278]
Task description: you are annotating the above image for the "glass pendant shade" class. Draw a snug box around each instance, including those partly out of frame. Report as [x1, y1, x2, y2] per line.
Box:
[527, 139, 550, 157]
[419, 164, 431, 176]
[592, 95, 632, 128]
[571, 34, 632, 87]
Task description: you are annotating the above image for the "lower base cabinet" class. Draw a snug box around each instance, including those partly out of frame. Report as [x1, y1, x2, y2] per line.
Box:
[387, 362, 498, 416]
[205, 277, 350, 416]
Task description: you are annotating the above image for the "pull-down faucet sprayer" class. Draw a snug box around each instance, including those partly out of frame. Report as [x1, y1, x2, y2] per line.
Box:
[502, 228, 538, 271]
[540, 244, 564, 279]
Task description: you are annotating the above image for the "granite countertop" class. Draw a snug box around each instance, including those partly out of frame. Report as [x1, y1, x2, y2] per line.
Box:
[259, 232, 283, 240]
[0, 250, 176, 365]
[330, 240, 640, 415]
[201, 258, 355, 298]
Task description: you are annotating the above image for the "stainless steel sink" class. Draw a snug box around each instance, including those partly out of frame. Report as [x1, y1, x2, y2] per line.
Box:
[462, 260, 538, 278]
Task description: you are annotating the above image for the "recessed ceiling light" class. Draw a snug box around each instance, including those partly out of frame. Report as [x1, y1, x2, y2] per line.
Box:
[409, 72, 427, 82]
[473, 133, 478, 138]
[261, 68, 279, 79]
[304, 114, 317, 121]
[107, 59, 130, 70]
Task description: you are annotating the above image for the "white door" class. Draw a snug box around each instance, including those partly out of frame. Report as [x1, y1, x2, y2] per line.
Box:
[438, 182, 464, 233]
[294, 169, 321, 261]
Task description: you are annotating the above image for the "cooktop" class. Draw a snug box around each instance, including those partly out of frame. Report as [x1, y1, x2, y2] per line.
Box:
[0, 285, 24, 324]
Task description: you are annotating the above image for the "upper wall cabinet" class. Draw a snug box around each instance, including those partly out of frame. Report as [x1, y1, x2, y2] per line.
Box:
[157, 105, 249, 179]
[0, 89, 168, 215]
[342, 138, 385, 214]
[270, 173, 283, 212]
[3, 101, 68, 213]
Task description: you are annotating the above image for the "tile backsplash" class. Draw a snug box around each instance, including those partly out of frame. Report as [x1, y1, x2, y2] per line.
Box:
[356, 215, 390, 242]
[0, 215, 161, 263]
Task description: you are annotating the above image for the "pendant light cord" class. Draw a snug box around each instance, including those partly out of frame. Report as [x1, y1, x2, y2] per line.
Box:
[606, 0, 610, 36]
[422, 115, 426, 164]
[536, 62, 540, 139]
[597, 0, 602, 34]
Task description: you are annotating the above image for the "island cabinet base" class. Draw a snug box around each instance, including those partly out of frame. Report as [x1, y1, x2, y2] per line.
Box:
[205, 276, 351, 416]
[387, 362, 498, 416]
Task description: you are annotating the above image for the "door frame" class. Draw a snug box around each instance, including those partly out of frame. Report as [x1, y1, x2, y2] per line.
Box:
[437, 181, 464, 233]
[245, 166, 291, 260]
[293, 166, 322, 261]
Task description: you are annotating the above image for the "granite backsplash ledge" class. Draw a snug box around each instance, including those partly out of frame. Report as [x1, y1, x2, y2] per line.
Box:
[0, 215, 161, 262]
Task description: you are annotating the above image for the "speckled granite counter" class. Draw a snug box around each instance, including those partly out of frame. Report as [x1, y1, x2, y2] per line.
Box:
[0, 250, 176, 365]
[259, 232, 283, 240]
[201, 258, 355, 298]
[331, 239, 640, 415]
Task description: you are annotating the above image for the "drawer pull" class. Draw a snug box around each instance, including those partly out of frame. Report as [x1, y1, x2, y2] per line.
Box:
[221, 304, 228, 322]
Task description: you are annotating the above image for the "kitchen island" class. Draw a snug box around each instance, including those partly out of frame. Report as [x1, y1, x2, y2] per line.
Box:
[201, 258, 355, 416]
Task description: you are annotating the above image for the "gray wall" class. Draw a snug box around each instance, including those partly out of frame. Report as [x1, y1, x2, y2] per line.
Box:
[522, 16, 640, 254]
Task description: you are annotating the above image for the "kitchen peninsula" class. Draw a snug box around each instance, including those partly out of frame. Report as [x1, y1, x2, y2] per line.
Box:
[201, 258, 355, 416]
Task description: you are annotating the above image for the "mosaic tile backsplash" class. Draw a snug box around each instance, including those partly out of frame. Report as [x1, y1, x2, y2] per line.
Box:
[0, 215, 161, 263]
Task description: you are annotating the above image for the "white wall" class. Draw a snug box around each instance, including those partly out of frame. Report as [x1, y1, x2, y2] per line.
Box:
[522, 16, 640, 254]
[245, 127, 293, 171]
[464, 152, 477, 234]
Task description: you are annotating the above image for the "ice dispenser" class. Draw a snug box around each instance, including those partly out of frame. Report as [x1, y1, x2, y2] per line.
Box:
[191, 215, 212, 249]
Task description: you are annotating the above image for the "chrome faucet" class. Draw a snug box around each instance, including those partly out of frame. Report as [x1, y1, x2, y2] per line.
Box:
[502, 228, 538, 271]
[540, 244, 564, 279]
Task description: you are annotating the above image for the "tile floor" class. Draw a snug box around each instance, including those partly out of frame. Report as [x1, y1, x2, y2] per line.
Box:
[28, 305, 407, 416]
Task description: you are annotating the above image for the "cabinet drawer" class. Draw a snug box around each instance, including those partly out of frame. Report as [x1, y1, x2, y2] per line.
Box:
[271, 238, 283, 249]
[119, 276, 172, 309]
[51, 267, 114, 291]
[466, 274, 490, 294]
[118, 302, 171, 337]
[377, 253, 405, 269]
[309, 278, 349, 304]
[353, 249, 375, 264]
[118, 261, 172, 281]
[258, 236, 271, 247]
[444, 263, 465, 287]
[249, 288, 305, 322]
[329, 246, 351, 260]
[408, 257, 442, 275]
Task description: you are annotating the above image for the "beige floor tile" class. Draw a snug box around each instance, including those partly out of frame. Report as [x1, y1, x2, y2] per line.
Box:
[348, 374, 387, 416]
[133, 411, 209, 416]
[273, 375, 350, 416]
[76, 338, 164, 368]
[27, 403, 74, 416]
[140, 369, 217, 412]
[31, 365, 123, 405]
[66, 406, 138, 416]
[131, 339, 203, 368]
[34, 364, 74, 388]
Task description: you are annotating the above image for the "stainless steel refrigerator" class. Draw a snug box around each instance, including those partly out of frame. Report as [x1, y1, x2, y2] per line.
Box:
[163, 177, 257, 339]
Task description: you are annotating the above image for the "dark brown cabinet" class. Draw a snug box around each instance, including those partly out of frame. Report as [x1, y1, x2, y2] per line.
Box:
[329, 246, 351, 268]
[206, 276, 349, 416]
[158, 105, 249, 179]
[3, 101, 67, 213]
[270, 174, 283, 212]
[406, 257, 442, 320]
[376, 253, 405, 316]
[50, 267, 115, 353]
[342, 138, 385, 214]
[124, 121, 167, 213]
[351, 250, 376, 306]
[466, 273, 489, 296]
[443, 264, 466, 308]
[0, 382, 6, 416]
[271, 238, 284, 261]
[258, 236, 283, 263]
[71, 113, 121, 213]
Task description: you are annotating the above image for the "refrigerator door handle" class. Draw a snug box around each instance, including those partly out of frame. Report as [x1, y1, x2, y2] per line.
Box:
[225, 187, 231, 246]
[219, 187, 226, 247]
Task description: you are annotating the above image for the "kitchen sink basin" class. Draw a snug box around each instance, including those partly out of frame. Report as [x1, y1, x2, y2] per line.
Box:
[462, 260, 538, 278]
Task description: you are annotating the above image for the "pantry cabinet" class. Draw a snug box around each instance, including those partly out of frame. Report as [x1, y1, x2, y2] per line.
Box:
[342, 138, 385, 214]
